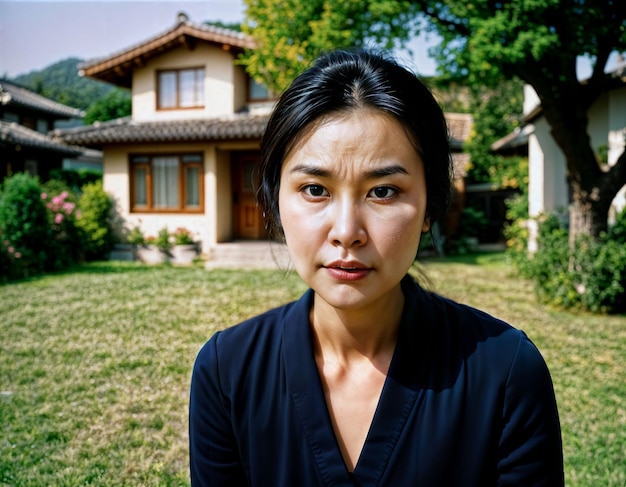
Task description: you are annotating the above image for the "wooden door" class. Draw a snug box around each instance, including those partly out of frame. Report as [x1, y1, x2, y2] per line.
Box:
[232, 152, 266, 239]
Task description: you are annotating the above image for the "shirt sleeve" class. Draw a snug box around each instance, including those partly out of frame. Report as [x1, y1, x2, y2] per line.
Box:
[497, 333, 564, 486]
[189, 334, 248, 486]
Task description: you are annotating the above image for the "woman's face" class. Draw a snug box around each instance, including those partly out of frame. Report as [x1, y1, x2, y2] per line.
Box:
[278, 110, 429, 312]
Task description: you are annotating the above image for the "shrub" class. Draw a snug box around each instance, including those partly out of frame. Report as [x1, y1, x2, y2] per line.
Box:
[507, 209, 626, 314]
[75, 181, 116, 261]
[48, 168, 102, 194]
[127, 226, 146, 246]
[0, 173, 50, 279]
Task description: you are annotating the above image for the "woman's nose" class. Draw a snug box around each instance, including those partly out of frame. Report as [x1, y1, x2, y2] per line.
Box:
[327, 198, 367, 248]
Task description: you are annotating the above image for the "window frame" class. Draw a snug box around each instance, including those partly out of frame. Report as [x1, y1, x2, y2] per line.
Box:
[129, 153, 204, 213]
[156, 67, 205, 110]
[246, 75, 272, 102]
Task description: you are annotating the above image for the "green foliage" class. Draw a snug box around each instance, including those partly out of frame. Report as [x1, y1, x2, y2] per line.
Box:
[75, 181, 116, 261]
[156, 227, 173, 252]
[48, 168, 102, 194]
[172, 227, 195, 245]
[507, 210, 626, 314]
[0, 174, 117, 282]
[40, 187, 82, 270]
[464, 78, 525, 186]
[241, 0, 418, 92]
[0, 174, 50, 280]
[127, 226, 146, 246]
[83, 89, 131, 124]
[11, 58, 116, 111]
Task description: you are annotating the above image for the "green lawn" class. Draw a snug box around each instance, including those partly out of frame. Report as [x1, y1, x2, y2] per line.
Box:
[1, 255, 624, 486]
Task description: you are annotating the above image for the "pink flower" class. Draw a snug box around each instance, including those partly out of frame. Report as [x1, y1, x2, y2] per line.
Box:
[52, 195, 63, 206]
[55, 213, 64, 224]
[41, 192, 48, 200]
[63, 202, 75, 214]
[60, 191, 68, 200]
[7, 246, 14, 254]
[14, 252, 21, 259]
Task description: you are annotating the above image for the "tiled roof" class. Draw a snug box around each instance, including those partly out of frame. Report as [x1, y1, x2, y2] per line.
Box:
[445, 112, 473, 149]
[0, 80, 84, 119]
[0, 120, 83, 156]
[79, 13, 256, 88]
[54, 111, 475, 152]
[53, 113, 269, 147]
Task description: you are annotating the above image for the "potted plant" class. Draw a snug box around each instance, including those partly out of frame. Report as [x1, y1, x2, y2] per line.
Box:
[131, 227, 169, 264]
[170, 227, 198, 265]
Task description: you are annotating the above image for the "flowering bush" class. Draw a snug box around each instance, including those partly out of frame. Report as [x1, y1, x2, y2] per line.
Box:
[41, 186, 81, 269]
[0, 173, 116, 282]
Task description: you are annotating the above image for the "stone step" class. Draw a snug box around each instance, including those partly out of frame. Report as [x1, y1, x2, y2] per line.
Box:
[205, 241, 291, 270]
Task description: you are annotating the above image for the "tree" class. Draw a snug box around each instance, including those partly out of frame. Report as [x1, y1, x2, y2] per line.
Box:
[241, 0, 417, 92]
[465, 78, 525, 187]
[243, 0, 626, 239]
[83, 89, 131, 124]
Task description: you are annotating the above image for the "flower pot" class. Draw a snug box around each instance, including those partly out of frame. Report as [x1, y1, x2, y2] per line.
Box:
[135, 245, 168, 264]
[170, 244, 198, 265]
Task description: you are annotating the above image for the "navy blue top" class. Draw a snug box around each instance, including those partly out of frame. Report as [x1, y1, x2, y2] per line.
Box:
[189, 276, 563, 486]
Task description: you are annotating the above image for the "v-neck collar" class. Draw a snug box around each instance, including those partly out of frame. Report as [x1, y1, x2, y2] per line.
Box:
[282, 276, 424, 486]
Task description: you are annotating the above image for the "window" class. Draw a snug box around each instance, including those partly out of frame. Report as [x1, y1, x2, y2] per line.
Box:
[36, 119, 49, 134]
[248, 77, 271, 101]
[157, 68, 204, 109]
[130, 153, 203, 212]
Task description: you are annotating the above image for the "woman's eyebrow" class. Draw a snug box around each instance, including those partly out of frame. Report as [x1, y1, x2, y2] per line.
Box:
[364, 165, 409, 179]
[287, 164, 409, 179]
[287, 164, 331, 177]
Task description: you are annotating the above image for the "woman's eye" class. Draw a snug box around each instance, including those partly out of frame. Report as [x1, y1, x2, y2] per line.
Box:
[369, 186, 397, 199]
[303, 184, 328, 197]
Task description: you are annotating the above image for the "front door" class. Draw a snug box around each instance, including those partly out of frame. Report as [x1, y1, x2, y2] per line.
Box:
[232, 151, 266, 239]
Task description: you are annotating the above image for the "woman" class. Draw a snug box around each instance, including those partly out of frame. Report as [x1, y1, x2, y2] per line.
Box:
[189, 49, 563, 486]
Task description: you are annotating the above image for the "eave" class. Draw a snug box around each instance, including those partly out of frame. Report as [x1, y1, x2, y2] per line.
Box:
[78, 17, 256, 89]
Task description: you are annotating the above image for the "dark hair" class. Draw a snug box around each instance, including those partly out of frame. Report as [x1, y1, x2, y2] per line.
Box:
[257, 48, 452, 240]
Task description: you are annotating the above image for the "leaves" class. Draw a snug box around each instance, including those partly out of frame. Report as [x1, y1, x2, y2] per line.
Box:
[241, 0, 417, 92]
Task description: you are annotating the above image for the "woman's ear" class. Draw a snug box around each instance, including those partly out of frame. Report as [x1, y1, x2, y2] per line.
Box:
[421, 215, 431, 233]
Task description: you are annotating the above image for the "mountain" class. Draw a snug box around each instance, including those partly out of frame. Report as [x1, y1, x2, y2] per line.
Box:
[10, 58, 118, 111]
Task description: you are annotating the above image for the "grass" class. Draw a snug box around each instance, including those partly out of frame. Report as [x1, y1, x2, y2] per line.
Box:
[1, 255, 624, 486]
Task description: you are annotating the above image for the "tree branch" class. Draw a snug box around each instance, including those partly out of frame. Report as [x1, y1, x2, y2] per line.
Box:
[406, 0, 472, 37]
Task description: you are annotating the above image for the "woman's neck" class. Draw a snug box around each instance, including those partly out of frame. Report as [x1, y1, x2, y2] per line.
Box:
[310, 286, 404, 363]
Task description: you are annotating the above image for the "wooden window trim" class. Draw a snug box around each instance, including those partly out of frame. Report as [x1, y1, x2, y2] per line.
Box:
[129, 153, 204, 213]
[156, 67, 205, 111]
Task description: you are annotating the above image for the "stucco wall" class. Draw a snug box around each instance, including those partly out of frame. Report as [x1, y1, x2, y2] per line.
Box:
[528, 117, 569, 218]
[132, 44, 238, 122]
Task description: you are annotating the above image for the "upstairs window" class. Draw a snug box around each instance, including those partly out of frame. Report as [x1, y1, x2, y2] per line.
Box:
[130, 153, 203, 212]
[248, 77, 271, 101]
[157, 68, 204, 109]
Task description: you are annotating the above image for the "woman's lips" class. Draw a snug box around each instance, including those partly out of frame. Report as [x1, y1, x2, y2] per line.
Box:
[324, 261, 372, 281]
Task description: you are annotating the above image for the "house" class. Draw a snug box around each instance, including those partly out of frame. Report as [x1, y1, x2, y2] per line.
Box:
[54, 13, 473, 257]
[0, 80, 89, 180]
[492, 64, 626, 250]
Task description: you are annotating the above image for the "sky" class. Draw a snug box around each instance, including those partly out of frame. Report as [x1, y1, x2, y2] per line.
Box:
[0, 0, 439, 79]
